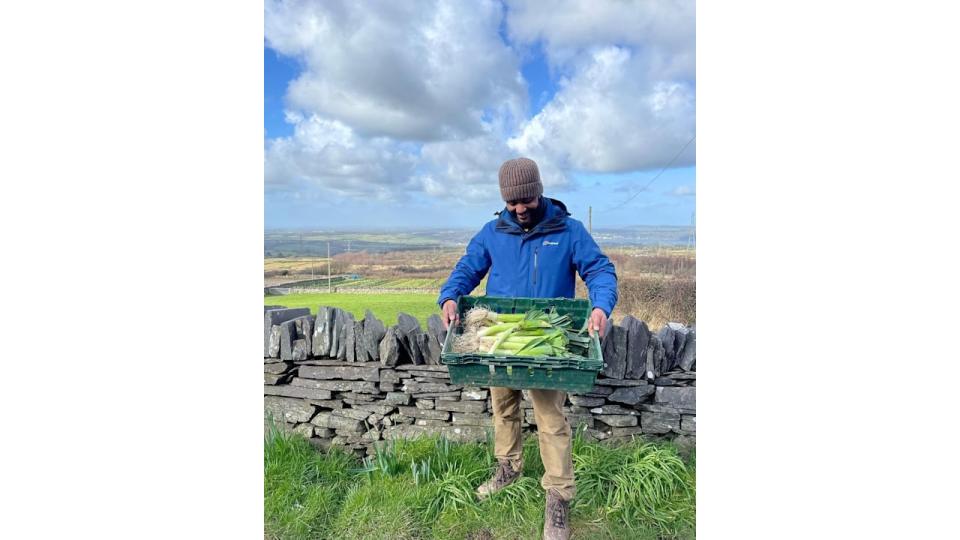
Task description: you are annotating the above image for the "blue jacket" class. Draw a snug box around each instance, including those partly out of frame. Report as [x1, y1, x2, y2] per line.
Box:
[438, 197, 618, 316]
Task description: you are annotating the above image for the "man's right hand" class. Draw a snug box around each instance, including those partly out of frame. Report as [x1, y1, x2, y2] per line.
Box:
[441, 300, 459, 330]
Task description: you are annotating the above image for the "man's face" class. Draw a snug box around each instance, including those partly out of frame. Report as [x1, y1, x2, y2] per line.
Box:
[506, 196, 539, 226]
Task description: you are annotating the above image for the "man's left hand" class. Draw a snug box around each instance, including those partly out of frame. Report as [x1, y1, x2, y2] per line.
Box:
[587, 308, 607, 338]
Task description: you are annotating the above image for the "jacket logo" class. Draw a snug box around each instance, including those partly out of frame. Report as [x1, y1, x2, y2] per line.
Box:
[542, 240, 559, 246]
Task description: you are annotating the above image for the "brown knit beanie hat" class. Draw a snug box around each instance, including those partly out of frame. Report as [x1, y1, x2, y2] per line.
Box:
[498, 157, 543, 201]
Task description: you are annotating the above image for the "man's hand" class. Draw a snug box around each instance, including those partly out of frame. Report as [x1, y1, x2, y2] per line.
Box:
[587, 308, 607, 338]
[441, 300, 459, 330]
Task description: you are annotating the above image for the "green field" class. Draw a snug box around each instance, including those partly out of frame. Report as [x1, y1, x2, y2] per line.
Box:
[265, 292, 441, 327]
[265, 426, 696, 540]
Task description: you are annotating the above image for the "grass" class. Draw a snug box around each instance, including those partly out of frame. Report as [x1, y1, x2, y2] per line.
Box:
[265, 292, 441, 328]
[264, 424, 696, 540]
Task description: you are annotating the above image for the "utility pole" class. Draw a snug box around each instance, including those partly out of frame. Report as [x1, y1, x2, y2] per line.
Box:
[588, 206, 592, 235]
[327, 241, 331, 292]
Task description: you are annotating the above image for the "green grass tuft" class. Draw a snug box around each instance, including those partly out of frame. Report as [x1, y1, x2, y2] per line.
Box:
[264, 422, 695, 539]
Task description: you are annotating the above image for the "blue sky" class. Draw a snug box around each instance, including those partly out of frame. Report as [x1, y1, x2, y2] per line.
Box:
[264, 1, 695, 230]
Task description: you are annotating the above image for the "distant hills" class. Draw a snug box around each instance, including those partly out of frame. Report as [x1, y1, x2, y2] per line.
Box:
[265, 226, 694, 257]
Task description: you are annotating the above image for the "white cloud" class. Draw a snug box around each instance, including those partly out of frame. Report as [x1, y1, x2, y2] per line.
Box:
[264, 115, 418, 200]
[509, 46, 695, 172]
[668, 185, 695, 197]
[265, 0, 526, 141]
[505, 0, 695, 80]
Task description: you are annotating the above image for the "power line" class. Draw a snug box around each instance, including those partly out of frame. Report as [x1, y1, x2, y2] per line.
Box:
[604, 135, 696, 212]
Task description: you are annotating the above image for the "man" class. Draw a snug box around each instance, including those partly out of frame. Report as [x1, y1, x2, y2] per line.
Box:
[438, 157, 618, 540]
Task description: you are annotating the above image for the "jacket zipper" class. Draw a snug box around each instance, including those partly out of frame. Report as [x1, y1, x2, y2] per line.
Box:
[533, 247, 539, 286]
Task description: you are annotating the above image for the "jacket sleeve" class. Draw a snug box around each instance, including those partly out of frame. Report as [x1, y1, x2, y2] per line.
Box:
[438, 228, 491, 308]
[572, 221, 618, 316]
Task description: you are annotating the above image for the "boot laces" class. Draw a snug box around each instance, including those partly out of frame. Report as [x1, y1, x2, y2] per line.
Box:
[549, 495, 568, 529]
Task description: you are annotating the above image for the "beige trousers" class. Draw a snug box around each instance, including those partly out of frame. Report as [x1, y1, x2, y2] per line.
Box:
[490, 387, 575, 501]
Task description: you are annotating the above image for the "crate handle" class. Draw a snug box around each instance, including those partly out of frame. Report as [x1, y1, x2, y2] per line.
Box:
[506, 365, 513, 376]
[528, 367, 534, 377]
[489, 365, 496, 375]
[547, 367, 553, 378]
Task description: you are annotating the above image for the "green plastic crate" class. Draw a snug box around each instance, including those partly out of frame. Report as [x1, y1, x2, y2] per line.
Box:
[440, 296, 603, 393]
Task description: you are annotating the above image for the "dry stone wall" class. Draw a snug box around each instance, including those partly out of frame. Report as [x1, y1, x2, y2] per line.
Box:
[263, 305, 696, 456]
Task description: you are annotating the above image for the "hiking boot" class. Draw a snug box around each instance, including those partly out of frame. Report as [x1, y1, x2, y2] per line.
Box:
[476, 459, 521, 500]
[543, 489, 571, 540]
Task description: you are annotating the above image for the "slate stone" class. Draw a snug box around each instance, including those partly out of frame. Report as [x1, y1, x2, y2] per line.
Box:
[594, 377, 649, 387]
[361, 310, 386, 362]
[602, 323, 628, 379]
[329, 308, 346, 356]
[267, 325, 282, 358]
[396, 313, 425, 365]
[412, 391, 462, 399]
[406, 370, 450, 380]
[608, 426, 645, 438]
[279, 319, 298, 361]
[298, 364, 380, 382]
[264, 362, 292, 374]
[647, 335, 666, 379]
[289, 378, 379, 394]
[433, 400, 487, 413]
[384, 392, 411, 406]
[312, 307, 334, 357]
[568, 395, 606, 408]
[379, 326, 402, 367]
[451, 412, 492, 426]
[397, 312, 420, 334]
[344, 318, 358, 363]
[422, 333, 441, 365]
[264, 307, 310, 357]
[396, 364, 449, 372]
[679, 330, 696, 371]
[380, 369, 401, 384]
[292, 423, 314, 438]
[291, 339, 310, 361]
[294, 316, 314, 355]
[584, 385, 614, 397]
[608, 385, 655, 406]
[415, 399, 435, 410]
[637, 403, 680, 413]
[641, 411, 681, 434]
[658, 325, 677, 360]
[396, 406, 450, 420]
[588, 405, 640, 416]
[567, 414, 595, 429]
[264, 385, 333, 401]
[264, 372, 287, 385]
[655, 386, 696, 410]
[311, 412, 364, 432]
[264, 305, 284, 311]
[461, 387, 488, 400]
[335, 311, 356, 360]
[414, 418, 449, 427]
[264, 396, 316, 424]
[680, 415, 696, 434]
[309, 399, 343, 409]
[335, 408, 371, 421]
[383, 424, 432, 440]
[427, 314, 447, 349]
[402, 381, 461, 393]
[413, 377, 452, 385]
[653, 377, 677, 386]
[622, 316, 651, 380]
[440, 425, 488, 443]
[351, 403, 397, 416]
[596, 414, 638, 427]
